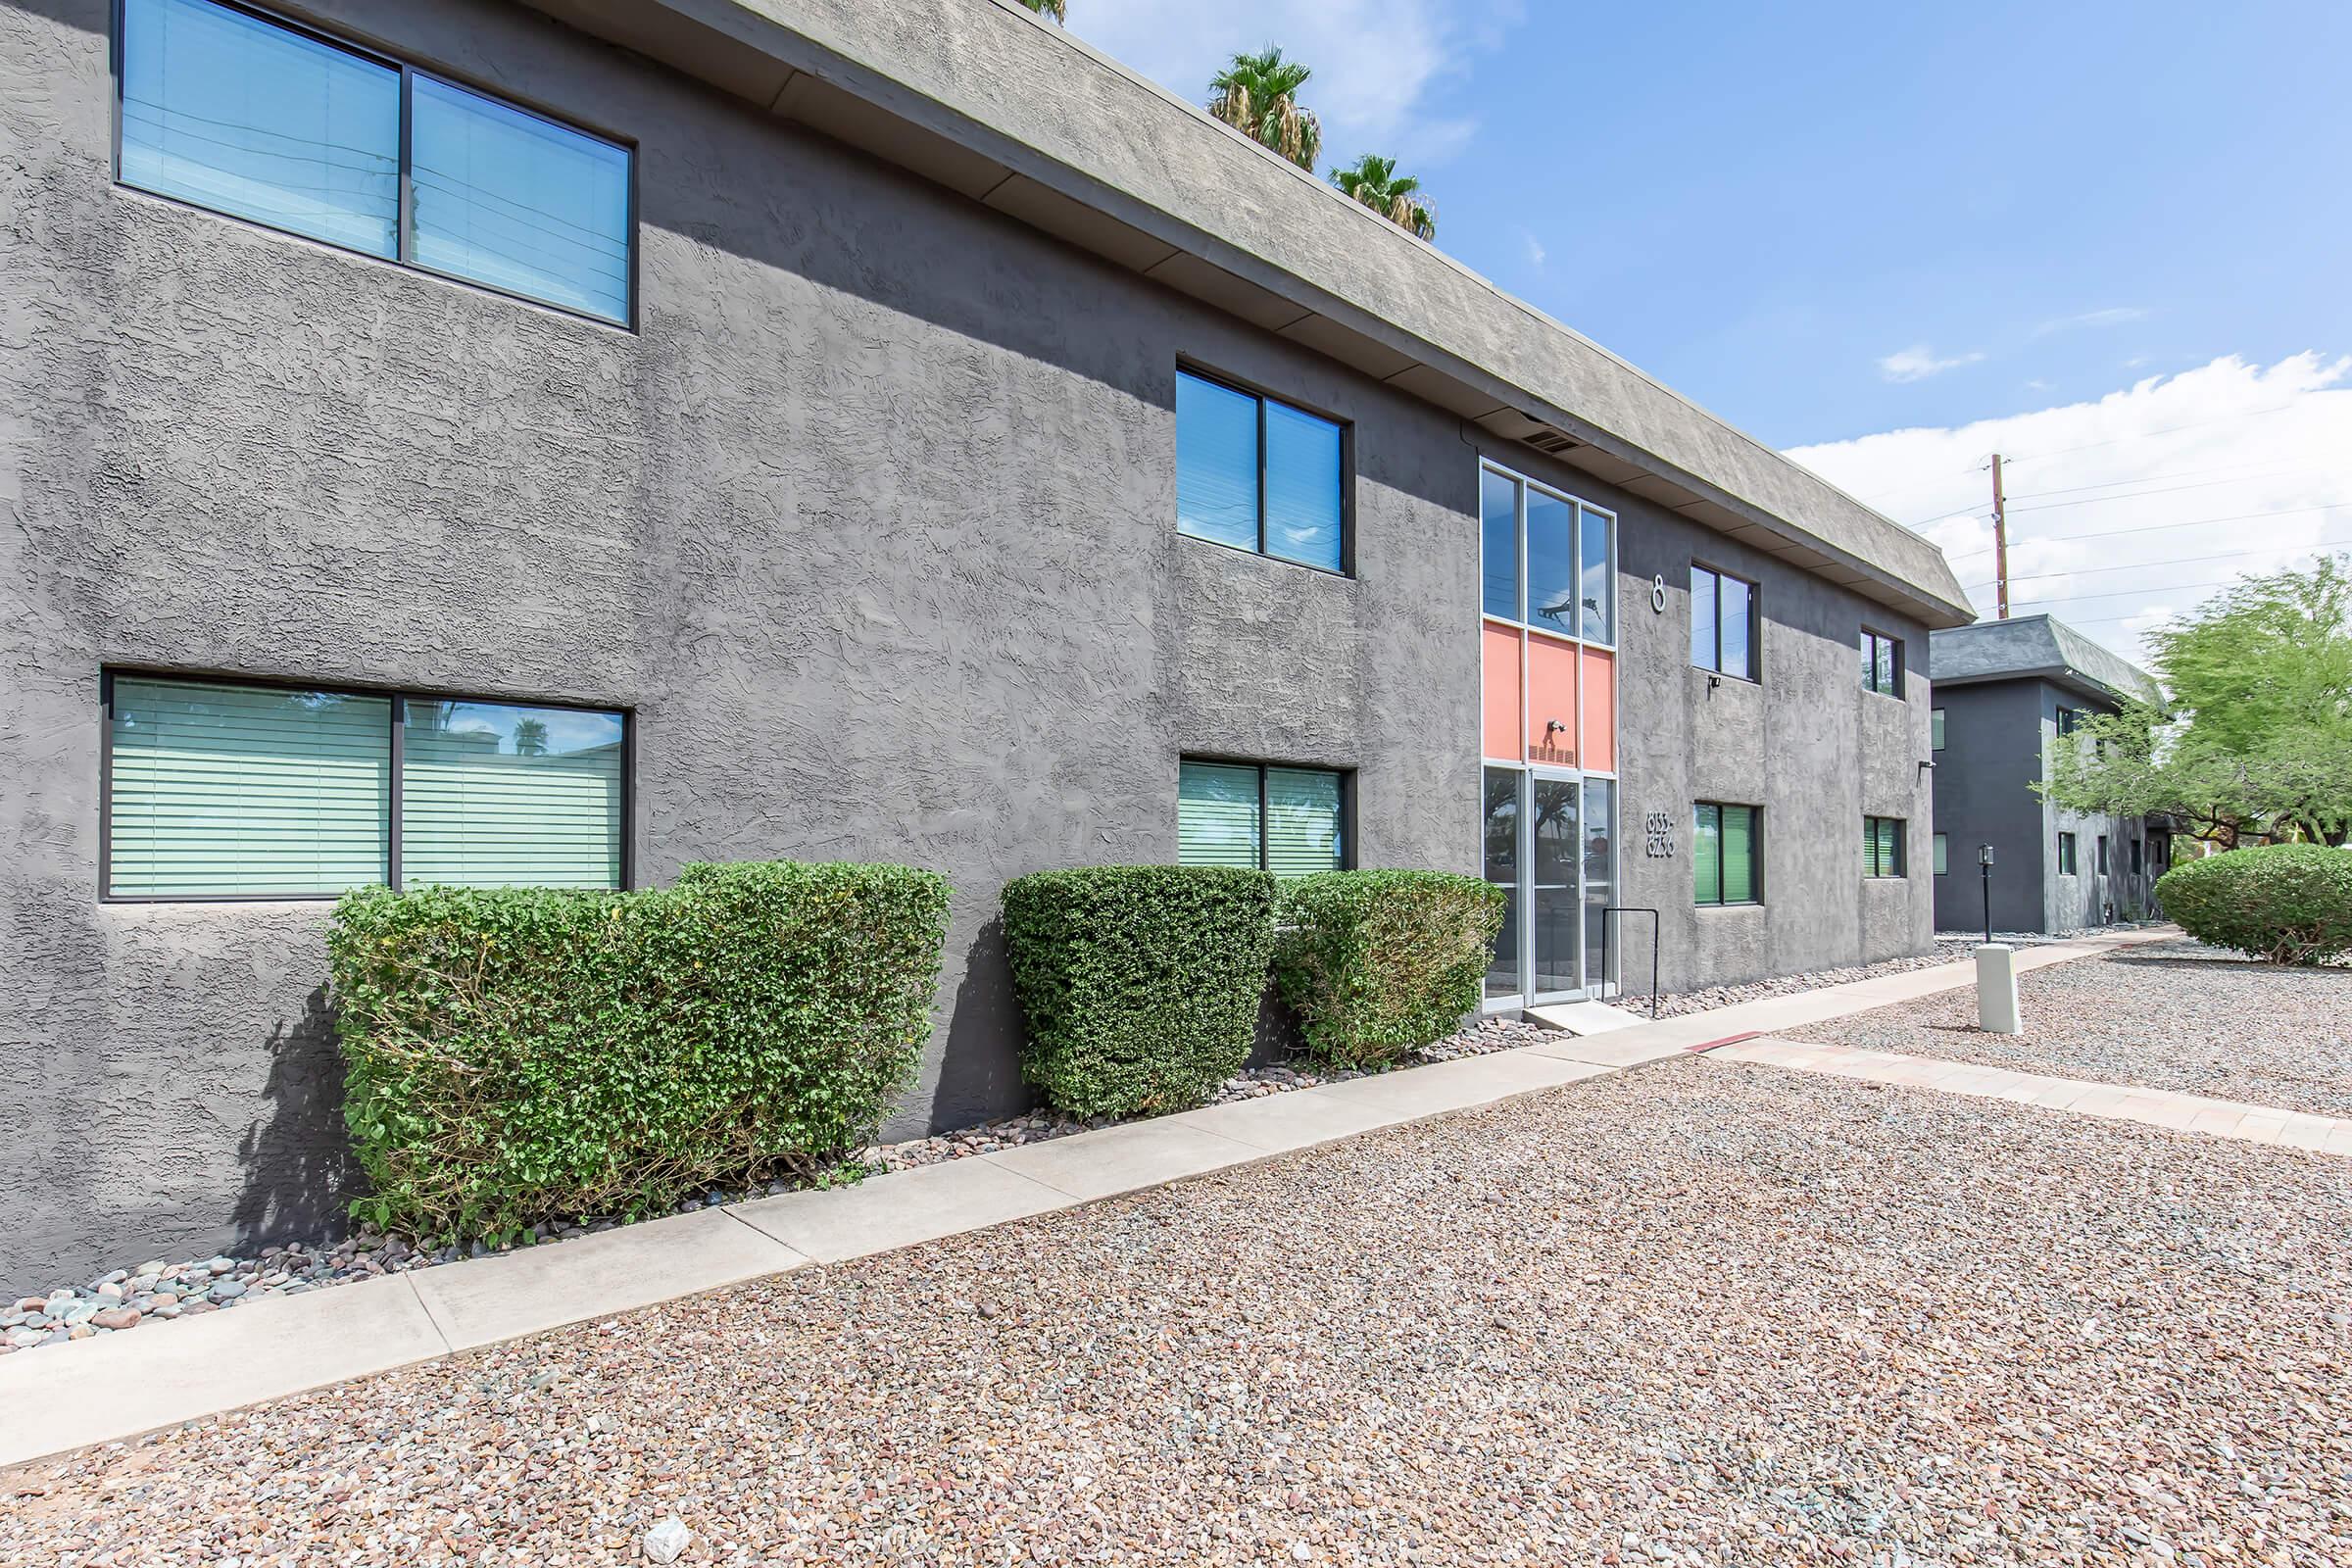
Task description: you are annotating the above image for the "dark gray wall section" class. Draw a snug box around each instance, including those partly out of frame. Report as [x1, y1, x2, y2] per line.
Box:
[1929, 678, 2153, 933]
[0, 0, 1933, 1292]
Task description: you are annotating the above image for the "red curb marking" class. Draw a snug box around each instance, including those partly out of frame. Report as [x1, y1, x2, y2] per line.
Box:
[1684, 1031, 1762, 1054]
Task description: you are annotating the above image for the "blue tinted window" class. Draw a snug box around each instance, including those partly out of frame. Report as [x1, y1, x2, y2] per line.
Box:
[1176, 371, 1260, 552]
[1177, 370, 1348, 569]
[120, 0, 400, 257]
[412, 76, 631, 323]
[1482, 468, 1519, 619]
[1525, 488, 1575, 635]
[1264, 401, 1344, 570]
[117, 0, 633, 324]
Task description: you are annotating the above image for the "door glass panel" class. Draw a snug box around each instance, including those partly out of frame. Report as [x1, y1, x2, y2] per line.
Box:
[1532, 776, 1580, 995]
[1526, 490, 1576, 638]
[1582, 778, 1615, 993]
[1482, 766, 1521, 998]
[1481, 469, 1519, 620]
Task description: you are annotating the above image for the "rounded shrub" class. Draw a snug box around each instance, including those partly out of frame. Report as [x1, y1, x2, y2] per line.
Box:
[2155, 843, 2352, 964]
[1003, 865, 1277, 1118]
[328, 860, 952, 1244]
[1273, 869, 1507, 1069]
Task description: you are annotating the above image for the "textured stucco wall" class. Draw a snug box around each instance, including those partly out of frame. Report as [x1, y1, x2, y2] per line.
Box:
[2, 0, 1936, 1292]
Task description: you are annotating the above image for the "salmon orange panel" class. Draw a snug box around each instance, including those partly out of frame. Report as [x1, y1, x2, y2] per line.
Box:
[1526, 632, 1579, 766]
[1580, 646, 1616, 772]
[1482, 622, 1522, 760]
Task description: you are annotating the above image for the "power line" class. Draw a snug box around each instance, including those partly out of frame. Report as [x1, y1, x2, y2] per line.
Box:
[1959, 533, 2352, 591]
[1948, 501, 2352, 562]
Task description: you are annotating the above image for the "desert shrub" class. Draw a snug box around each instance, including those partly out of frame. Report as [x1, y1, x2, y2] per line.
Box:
[1272, 869, 1507, 1068]
[329, 860, 951, 1243]
[1003, 865, 1277, 1117]
[2155, 844, 2352, 964]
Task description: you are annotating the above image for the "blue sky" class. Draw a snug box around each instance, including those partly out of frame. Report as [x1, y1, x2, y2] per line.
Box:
[1068, 0, 2352, 660]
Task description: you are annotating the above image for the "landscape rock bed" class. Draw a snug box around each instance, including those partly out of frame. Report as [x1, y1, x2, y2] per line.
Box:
[11, 1059, 2347, 1565]
[1785, 938, 2352, 1118]
[1, 1016, 1549, 1354]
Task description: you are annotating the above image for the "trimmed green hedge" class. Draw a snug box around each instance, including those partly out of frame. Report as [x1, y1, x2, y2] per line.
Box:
[1003, 865, 1277, 1118]
[2156, 844, 2352, 964]
[1273, 869, 1507, 1068]
[329, 860, 952, 1243]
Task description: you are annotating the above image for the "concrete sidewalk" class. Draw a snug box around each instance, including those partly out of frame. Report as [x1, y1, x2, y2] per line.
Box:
[0, 927, 2177, 1470]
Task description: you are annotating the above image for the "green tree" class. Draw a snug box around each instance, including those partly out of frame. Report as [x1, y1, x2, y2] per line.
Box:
[1331, 154, 1437, 239]
[1012, 0, 1065, 20]
[1208, 47, 1321, 171]
[2043, 556, 2352, 847]
[512, 717, 549, 757]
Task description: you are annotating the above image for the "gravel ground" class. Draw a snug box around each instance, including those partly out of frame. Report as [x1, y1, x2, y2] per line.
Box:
[1784, 939, 2352, 1119]
[10, 1058, 2350, 1566]
[0, 1018, 1549, 1358]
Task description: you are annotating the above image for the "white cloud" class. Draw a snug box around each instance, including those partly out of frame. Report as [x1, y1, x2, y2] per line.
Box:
[1879, 344, 1985, 383]
[1787, 353, 2352, 668]
[1518, 226, 1546, 270]
[1067, 0, 1523, 166]
[2034, 306, 2150, 337]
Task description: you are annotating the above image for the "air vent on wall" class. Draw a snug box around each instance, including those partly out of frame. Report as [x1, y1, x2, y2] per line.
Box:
[1523, 426, 1582, 455]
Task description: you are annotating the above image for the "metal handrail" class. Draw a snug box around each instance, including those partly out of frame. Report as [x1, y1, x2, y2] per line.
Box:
[1600, 906, 1661, 1019]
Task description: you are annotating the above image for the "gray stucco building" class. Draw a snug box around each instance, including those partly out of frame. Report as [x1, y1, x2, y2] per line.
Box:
[1928, 616, 2170, 935]
[0, 0, 1973, 1292]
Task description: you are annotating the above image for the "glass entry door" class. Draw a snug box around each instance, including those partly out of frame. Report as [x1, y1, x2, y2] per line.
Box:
[1483, 765, 1617, 1007]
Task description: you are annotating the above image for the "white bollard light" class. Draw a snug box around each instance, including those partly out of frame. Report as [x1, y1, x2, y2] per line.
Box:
[1977, 943, 2022, 1035]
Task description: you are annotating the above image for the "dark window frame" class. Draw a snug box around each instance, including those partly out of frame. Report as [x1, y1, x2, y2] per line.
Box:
[2056, 831, 2079, 877]
[1931, 707, 1945, 750]
[110, 0, 640, 329]
[98, 666, 634, 904]
[1692, 800, 1763, 907]
[1176, 754, 1356, 875]
[1860, 627, 1904, 696]
[2131, 838, 2143, 876]
[1690, 561, 1760, 680]
[2096, 833, 2109, 875]
[1934, 832, 1949, 876]
[2055, 707, 2082, 736]
[1864, 814, 1907, 879]
[1174, 363, 1355, 577]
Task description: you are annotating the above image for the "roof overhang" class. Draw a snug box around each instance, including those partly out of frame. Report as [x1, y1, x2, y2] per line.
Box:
[517, 0, 1976, 628]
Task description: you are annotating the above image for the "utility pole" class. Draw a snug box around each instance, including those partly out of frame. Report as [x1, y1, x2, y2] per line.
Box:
[1990, 451, 2010, 619]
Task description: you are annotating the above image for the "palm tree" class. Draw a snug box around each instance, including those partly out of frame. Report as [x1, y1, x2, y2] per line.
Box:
[1331, 154, 1436, 240]
[1011, 0, 1065, 20]
[1208, 47, 1321, 172]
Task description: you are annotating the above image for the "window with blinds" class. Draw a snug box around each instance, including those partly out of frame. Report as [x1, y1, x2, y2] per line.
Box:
[1693, 802, 1759, 906]
[1175, 368, 1347, 572]
[1177, 760, 1346, 877]
[104, 676, 625, 898]
[399, 700, 624, 888]
[1863, 815, 1905, 878]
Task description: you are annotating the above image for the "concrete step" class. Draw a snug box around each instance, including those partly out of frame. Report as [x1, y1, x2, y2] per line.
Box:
[1525, 1000, 1646, 1036]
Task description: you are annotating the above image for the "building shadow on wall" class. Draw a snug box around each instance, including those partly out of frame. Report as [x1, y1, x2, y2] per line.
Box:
[231, 986, 363, 1252]
[927, 916, 1032, 1134]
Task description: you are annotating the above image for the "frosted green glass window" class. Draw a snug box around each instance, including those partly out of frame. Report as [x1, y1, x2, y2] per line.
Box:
[1864, 815, 1905, 878]
[1176, 368, 1347, 570]
[399, 699, 623, 888]
[1934, 833, 1949, 876]
[107, 678, 391, 896]
[105, 676, 625, 898]
[1694, 802, 1759, 906]
[1178, 760, 1346, 876]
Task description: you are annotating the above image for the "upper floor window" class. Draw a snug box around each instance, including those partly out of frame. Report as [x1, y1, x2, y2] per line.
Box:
[1481, 466, 1615, 645]
[119, 0, 633, 324]
[1861, 629, 1903, 696]
[1690, 564, 1755, 679]
[1175, 369, 1346, 572]
[104, 673, 625, 898]
[1177, 760, 1347, 878]
[1932, 708, 1946, 750]
[1934, 832, 1949, 875]
[1864, 815, 1906, 878]
[2055, 707, 2082, 735]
